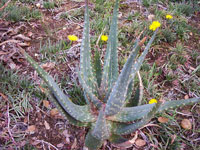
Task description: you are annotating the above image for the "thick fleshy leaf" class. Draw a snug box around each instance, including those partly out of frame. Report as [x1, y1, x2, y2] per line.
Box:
[94, 49, 102, 88]
[101, 0, 119, 93]
[21, 50, 96, 123]
[47, 92, 90, 127]
[108, 97, 200, 122]
[79, 3, 102, 108]
[127, 30, 157, 84]
[92, 107, 110, 140]
[105, 40, 140, 116]
[85, 129, 103, 150]
[105, 30, 157, 116]
[113, 101, 163, 135]
[78, 72, 103, 108]
[125, 87, 140, 107]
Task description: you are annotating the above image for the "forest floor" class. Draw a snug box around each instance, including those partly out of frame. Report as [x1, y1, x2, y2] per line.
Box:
[0, 0, 200, 149]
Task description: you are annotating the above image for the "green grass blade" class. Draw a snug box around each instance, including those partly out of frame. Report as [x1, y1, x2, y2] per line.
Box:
[21, 50, 96, 123]
[108, 97, 200, 122]
[101, 0, 119, 93]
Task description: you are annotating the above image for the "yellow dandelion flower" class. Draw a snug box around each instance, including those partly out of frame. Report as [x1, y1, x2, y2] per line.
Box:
[149, 99, 158, 104]
[166, 14, 173, 20]
[149, 21, 161, 31]
[67, 35, 78, 41]
[101, 35, 108, 41]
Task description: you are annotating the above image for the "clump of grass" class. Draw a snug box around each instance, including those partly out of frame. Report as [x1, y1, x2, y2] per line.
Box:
[169, 43, 187, 66]
[43, 1, 56, 9]
[60, 7, 84, 22]
[0, 64, 45, 99]
[0, 3, 41, 22]
[39, 39, 70, 62]
[161, 28, 176, 43]
[169, 2, 194, 16]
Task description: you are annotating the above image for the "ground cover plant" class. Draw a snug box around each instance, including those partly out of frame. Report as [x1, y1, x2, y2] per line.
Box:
[0, 0, 200, 149]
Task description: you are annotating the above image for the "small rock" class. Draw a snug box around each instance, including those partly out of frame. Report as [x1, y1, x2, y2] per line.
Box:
[135, 139, 146, 147]
[57, 143, 64, 148]
[181, 119, 192, 130]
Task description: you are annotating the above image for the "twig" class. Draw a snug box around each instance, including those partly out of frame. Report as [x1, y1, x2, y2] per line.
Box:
[176, 111, 192, 116]
[174, 87, 187, 95]
[36, 140, 58, 150]
[0, 40, 20, 46]
[7, 104, 17, 145]
[0, 0, 11, 11]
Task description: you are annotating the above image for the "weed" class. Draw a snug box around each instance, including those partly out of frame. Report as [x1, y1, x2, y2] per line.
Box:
[169, 2, 194, 16]
[39, 39, 70, 62]
[0, 4, 41, 22]
[161, 28, 176, 43]
[60, 7, 84, 22]
[43, 1, 56, 9]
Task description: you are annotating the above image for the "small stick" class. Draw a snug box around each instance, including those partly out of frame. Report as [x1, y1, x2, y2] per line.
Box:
[7, 104, 17, 145]
[0, 40, 20, 46]
[36, 140, 59, 150]
[0, 0, 11, 11]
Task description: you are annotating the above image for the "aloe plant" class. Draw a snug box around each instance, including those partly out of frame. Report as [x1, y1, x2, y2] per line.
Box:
[21, 0, 200, 149]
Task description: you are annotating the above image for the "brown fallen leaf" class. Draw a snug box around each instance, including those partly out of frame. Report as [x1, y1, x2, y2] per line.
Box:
[181, 119, 192, 130]
[27, 125, 36, 134]
[44, 120, 50, 130]
[41, 62, 55, 71]
[158, 117, 169, 123]
[135, 139, 146, 147]
[50, 108, 59, 116]
[43, 100, 50, 108]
